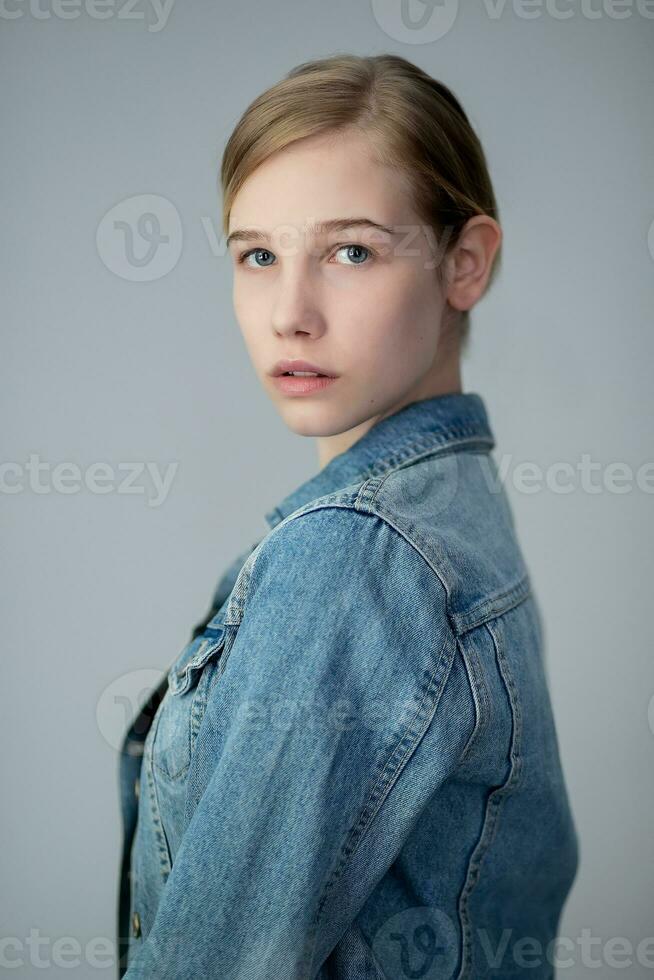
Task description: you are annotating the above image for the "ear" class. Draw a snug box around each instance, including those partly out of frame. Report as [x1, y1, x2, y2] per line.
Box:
[443, 215, 502, 313]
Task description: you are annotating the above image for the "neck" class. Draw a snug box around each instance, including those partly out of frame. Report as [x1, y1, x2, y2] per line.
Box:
[316, 346, 462, 470]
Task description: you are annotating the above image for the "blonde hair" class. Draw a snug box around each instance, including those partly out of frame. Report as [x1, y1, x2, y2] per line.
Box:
[220, 53, 501, 356]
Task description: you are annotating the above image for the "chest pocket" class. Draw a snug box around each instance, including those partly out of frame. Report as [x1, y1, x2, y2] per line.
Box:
[150, 622, 227, 781]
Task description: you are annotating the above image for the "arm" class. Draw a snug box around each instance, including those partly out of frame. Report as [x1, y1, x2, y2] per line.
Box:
[124, 506, 470, 979]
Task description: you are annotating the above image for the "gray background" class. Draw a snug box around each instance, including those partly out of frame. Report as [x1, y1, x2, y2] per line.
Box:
[2, 1, 653, 976]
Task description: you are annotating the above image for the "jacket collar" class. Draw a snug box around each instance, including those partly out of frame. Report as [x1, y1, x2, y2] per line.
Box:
[264, 391, 495, 529]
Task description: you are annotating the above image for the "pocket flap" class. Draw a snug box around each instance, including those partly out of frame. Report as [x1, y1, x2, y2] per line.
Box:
[168, 625, 226, 697]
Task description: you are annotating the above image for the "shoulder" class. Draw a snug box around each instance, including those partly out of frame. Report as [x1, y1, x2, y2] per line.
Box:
[210, 537, 264, 608]
[249, 500, 420, 580]
[243, 501, 450, 639]
[366, 450, 531, 627]
[215, 501, 459, 709]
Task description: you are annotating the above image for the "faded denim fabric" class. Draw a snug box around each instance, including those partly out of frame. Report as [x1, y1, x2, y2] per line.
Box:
[116, 391, 579, 980]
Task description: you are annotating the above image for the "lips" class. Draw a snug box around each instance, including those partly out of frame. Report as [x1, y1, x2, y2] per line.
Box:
[272, 373, 338, 396]
[271, 358, 336, 378]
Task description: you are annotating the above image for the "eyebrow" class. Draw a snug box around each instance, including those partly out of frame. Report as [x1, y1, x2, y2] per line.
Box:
[225, 217, 396, 249]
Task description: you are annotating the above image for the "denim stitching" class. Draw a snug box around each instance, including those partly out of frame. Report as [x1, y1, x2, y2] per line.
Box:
[457, 637, 491, 766]
[148, 685, 193, 782]
[313, 629, 458, 927]
[455, 615, 524, 979]
[452, 576, 532, 635]
[143, 719, 172, 885]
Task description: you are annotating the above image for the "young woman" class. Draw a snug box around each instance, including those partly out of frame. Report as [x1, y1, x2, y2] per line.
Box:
[117, 54, 579, 979]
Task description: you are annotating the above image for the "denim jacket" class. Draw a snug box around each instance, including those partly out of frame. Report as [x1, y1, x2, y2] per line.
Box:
[116, 391, 579, 979]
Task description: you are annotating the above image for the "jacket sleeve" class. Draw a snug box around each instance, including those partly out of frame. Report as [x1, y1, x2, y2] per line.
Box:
[123, 506, 472, 980]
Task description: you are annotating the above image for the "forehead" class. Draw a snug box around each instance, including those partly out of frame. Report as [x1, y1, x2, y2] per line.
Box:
[228, 130, 415, 234]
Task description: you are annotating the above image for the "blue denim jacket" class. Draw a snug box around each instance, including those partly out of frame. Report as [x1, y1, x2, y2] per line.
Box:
[117, 391, 579, 979]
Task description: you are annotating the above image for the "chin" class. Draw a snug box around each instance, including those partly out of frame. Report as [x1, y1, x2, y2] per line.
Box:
[276, 402, 348, 439]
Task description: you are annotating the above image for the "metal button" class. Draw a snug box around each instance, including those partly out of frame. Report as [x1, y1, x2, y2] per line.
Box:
[134, 777, 140, 800]
[131, 911, 141, 938]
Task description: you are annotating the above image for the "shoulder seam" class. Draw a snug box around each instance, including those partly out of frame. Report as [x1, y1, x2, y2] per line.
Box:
[253, 496, 459, 638]
[281, 488, 531, 635]
[225, 490, 528, 635]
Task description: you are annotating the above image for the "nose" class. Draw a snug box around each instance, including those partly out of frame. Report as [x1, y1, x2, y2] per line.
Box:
[270, 267, 325, 339]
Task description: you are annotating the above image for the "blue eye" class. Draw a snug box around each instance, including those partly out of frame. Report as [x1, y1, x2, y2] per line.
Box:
[239, 248, 276, 268]
[334, 244, 371, 266]
[236, 243, 374, 268]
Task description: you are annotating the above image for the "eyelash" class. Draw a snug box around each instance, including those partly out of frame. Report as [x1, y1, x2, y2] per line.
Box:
[235, 242, 376, 268]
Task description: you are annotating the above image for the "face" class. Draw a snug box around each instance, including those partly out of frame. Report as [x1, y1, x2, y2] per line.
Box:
[226, 128, 458, 457]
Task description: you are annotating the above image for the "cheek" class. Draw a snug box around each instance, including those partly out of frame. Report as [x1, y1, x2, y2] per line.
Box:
[232, 275, 253, 323]
[232, 282, 266, 354]
[389, 279, 443, 367]
[382, 331, 434, 384]
[353, 310, 439, 382]
[358, 269, 441, 353]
